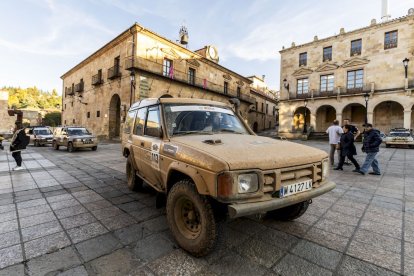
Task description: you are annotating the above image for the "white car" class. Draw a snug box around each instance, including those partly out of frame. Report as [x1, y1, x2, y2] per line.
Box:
[384, 128, 414, 148]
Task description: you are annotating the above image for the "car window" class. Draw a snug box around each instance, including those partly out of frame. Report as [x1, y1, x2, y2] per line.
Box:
[34, 129, 52, 135]
[134, 108, 147, 136]
[124, 110, 136, 134]
[145, 106, 161, 138]
[67, 128, 90, 136]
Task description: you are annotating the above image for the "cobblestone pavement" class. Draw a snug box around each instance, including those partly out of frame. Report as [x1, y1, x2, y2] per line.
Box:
[0, 140, 413, 275]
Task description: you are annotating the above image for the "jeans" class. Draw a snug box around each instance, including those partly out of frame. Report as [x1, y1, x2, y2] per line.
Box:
[329, 144, 339, 166]
[12, 151, 22, 166]
[360, 152, 380, 174]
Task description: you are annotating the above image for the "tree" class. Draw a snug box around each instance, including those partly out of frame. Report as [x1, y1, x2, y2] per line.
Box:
[43, 112, 61, 127]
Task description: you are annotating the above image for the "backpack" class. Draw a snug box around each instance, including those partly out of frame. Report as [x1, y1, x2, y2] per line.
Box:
[20, 130, 30, 149]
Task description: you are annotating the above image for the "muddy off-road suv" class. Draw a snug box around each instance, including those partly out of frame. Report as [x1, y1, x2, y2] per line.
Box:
[122, 97, 335, 256]
[53, 126, 98, 152]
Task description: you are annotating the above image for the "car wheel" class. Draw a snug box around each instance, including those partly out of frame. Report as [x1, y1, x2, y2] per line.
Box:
[266, 200, 310, 221]
[126, 155, 143, 191]
[67, 142, 75, 152]
[91, 146, 97, 151]
[52, 141, 59, 150]
[166, 179, 217, 257]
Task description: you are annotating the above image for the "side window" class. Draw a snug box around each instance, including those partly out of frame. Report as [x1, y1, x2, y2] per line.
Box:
[145, 106, 161, 137]
[134, 108, 147, 136]
[124, 110, 136, 134]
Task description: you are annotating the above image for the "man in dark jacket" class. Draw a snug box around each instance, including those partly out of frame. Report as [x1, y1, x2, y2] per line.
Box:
[357, 123, 382, 175]
[10, 121, 27, 171]
[334, 125, 360, 171]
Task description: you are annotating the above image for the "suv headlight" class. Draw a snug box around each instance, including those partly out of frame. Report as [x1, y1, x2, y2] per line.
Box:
[238, 174, 258, 193]
[322, 159, 329, 181]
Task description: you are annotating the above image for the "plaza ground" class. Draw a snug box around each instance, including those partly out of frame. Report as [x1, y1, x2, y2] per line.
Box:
[0, 140, 413, 275]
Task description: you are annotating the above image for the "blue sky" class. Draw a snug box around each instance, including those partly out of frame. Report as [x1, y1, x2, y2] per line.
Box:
[0, 0, 412, 94]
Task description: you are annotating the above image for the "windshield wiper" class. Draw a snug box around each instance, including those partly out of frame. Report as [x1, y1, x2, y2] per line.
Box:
[216, 129, 243, 134]
[172, 130, 213, 136]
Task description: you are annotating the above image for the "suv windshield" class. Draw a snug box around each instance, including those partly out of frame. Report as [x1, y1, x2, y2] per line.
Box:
[68, 128, 90, 136]
[163, 104, 249, 137]
[34, 129, 52, 135]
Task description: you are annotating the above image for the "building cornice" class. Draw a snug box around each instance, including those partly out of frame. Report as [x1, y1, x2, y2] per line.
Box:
[279, 14, 413, 54]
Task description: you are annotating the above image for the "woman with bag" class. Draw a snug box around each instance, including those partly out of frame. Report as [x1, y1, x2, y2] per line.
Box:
[10, 121, 29, 171]
[334, 125, 360, 171]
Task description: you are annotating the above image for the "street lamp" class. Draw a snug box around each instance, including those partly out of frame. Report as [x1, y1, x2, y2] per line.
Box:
[130, 70, 136, 106]
[364, 91, 369, 126]
[303, 98, 308, 134]
[283, 78, 289, 92]
[403, 58, 410, 79]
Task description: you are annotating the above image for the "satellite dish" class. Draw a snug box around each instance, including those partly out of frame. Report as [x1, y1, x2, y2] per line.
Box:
[409, 8, 414, 15]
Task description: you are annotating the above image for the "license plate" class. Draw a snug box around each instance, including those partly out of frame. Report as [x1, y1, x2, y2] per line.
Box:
[280, 179, 312, 198]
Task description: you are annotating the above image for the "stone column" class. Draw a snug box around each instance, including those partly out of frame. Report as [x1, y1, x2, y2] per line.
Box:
[367, 112, 373, 124]
[404, 109, 412, 129]
[336, 113, 342, 124]
[310, 113, 316, 131]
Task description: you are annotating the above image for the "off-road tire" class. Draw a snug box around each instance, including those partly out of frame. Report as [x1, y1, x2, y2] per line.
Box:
[126, 155, 143, 191]
[91, 146, 97, 151]
[52, 141, 59, 150]
[266, 200, 310, 221]
[67, 142, 75, 152]
[166, 180, 217, 257]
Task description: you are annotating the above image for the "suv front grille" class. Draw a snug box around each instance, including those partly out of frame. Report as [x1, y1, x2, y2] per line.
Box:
[263, 163, 322, 195]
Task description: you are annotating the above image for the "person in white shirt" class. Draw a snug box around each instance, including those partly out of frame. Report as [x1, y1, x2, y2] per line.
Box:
[326, 120, 343, 166]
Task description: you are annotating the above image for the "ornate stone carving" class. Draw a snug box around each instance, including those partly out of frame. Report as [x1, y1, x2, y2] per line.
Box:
[235, 80, 244, 87]
[292, 67, 313, 76]
[223, 73, 232, 81]
[186, 59, 200, 67]
[341, 57, 370, 68]
[160, 48, 180, 59]
[315, 63, 339, 72]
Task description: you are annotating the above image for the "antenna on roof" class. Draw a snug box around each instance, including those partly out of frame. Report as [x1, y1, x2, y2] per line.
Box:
[381, 0, 391, 21]
[179, 22, 189, 48]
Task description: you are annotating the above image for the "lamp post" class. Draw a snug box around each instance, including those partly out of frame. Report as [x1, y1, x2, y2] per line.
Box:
[130, 70, 136, 106]
[364, 91, 369, 126]
[403, 58, 409, 79]
[303, 98, 308, 134]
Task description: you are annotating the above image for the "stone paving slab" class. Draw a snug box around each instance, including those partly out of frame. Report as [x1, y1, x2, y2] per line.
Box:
[0, 141, 412, 275]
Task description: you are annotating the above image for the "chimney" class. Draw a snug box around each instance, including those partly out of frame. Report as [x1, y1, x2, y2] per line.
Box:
[262, 75, 265, 81]
[381, 0, 391, 21]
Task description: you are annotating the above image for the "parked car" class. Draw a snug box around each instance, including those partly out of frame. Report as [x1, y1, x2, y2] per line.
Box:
[379, 132, 387, 142]
[384, 128, 414, 148]
[121, 97, 336, 257]
[53, 126, 98, 152]
[25, 126, 53, 146]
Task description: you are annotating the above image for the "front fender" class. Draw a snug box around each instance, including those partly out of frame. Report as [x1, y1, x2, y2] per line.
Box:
[167, 162, 211, 195]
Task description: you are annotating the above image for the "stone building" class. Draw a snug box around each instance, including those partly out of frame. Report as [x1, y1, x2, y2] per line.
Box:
[0, 91, 16, 134]
[247, 76, 278, 132]
[278, 11, 414, 138]
[61, 23, 257, 139]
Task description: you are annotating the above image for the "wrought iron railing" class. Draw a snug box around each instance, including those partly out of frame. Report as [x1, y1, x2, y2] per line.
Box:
[340, 83, 372, 95]
[74, 82, 84, 92]
[66, 87, 74, 96]
[124, 56, 255, 103]
[313, 89, 336, 98]
[108, 65, 121, 79]
[92, 72, 103, 85]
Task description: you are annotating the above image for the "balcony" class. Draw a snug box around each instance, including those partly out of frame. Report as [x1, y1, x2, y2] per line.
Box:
[107, 65, 121, 80]
[74, 82, 84, 93]
[350, 48, 361, 56]
[289, 92, 310, 99]
[66, 87, 74, 96]
[408, 79, 414, 89]
[313, 89, 336, 98]
[92, 73, 103, 85]
[340, 84, 372, 95]
[124, 56, 255, 104]
[323, 54, 332, 62]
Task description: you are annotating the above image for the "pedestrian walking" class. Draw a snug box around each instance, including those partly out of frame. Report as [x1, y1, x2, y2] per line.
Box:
[357, 123, 382, 175]
[342, 119, 361, 165]
[334, 125, 360, 171]
[326, 120, 343, 166]
[10, 121, 29, 171]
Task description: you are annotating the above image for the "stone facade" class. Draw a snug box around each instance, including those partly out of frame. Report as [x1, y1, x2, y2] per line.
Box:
[247, 76, 278, 132]
[0, 91, 16, 134]
[278, 13, 414, 136]
[61, 24, 259, 139]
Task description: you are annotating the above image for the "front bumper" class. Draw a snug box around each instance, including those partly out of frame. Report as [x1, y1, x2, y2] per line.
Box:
[385, 141, 414, 145]
[36, 139, 53, 145]
[73, 142, 98, 148]
[227, 180, 336, 218]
